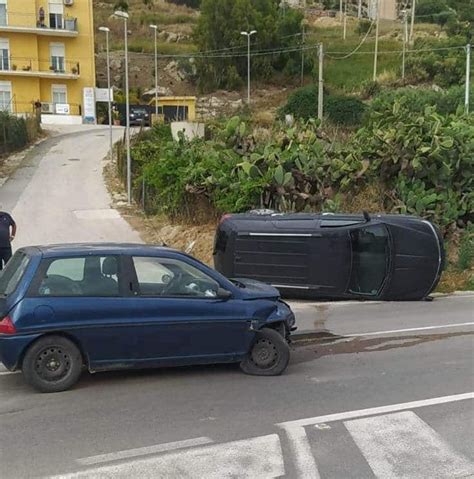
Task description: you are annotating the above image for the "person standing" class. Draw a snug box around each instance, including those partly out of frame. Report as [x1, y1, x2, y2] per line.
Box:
[0, 211, 16, 270]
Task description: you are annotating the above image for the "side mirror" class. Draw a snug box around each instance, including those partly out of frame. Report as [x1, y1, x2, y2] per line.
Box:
[216, 288, 232, 300]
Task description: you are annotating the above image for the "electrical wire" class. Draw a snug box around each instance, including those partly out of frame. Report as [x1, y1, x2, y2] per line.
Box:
[325, 20, 375, 59]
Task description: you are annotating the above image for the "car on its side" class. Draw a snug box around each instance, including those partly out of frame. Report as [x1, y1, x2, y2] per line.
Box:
[0, 244, 295, 393]
[214, 212, 445, 301]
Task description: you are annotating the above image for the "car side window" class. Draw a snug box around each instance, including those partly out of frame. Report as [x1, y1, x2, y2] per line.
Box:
[35, 256, 120, 297]
[349, 224, 389, 296]
[133, 256, 220, 298]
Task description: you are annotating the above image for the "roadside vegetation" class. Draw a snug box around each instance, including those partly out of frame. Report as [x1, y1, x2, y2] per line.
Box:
[0, 112, 41, 156]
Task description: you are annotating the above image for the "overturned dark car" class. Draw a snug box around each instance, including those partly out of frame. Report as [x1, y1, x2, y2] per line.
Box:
[213, 212, 445, 301]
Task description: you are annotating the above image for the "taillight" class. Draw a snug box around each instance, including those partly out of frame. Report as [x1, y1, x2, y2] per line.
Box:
[0, 316, 16, 335]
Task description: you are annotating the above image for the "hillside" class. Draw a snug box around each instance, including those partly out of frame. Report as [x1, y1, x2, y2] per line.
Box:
[93, 0, 455, 117]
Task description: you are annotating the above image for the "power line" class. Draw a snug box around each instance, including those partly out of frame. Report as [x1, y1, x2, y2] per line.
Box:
[326, 20, 375, 59]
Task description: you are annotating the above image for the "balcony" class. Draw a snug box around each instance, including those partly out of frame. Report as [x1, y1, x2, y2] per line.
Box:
[0, 13, 78, 37]
[0, 57, 80, 80]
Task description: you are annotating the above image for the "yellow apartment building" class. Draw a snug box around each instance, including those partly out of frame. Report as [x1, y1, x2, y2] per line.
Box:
[0, 0, 96, 124]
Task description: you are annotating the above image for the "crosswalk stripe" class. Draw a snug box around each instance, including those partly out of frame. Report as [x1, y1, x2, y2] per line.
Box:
[51, 434, 285, 479]
[344, 411, 474, 479]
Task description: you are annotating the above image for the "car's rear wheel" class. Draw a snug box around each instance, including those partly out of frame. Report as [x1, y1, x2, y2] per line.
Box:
[22, 336, 83, 393]
[240, 327, 290, 376]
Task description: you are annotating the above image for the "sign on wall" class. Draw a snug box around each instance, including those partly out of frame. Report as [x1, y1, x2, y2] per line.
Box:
[55, 103, 70, 115]
[95, 88, 113, 103]
[83, 87, 96, 124]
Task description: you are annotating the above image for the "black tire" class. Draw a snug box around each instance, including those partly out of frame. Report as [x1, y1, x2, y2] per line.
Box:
[22, 336, 83, 393]
[240, 327, 290, 376]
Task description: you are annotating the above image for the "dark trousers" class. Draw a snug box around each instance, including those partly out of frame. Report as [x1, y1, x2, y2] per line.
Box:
[0, 247, 12, 270]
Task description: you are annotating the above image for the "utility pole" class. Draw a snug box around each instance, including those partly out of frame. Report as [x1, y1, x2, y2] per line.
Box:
[402, 10, 408, 81]
[301, 20, 305, 86]
[466, 43, 471, 114]
[318, 43, 324, 124]
[114, 10, 131, 205]
[358, 0, 362, 18]
[150, 25, 159, 121]
[241, 30, 257, 105]
[99, 27, 113, 163]
[343, 0, 347, 40]
[340, 0, 343, 23]
[301, 0, 306, 86]
[409, 0, 416, 44]
[373, 0, 380, 81]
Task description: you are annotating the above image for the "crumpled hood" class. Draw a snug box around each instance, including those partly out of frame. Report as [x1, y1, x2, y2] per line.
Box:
[231, 278, 281, 300]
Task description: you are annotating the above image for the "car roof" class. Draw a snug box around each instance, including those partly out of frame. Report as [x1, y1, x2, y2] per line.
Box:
[19, 243, 176, 258]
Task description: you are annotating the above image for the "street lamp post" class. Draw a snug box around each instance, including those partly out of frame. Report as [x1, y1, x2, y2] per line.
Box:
[240, 30, 257, 105]
[150, 24, 158, 121]
[113, 10, 131, 205]
[99, 26, 113, 163]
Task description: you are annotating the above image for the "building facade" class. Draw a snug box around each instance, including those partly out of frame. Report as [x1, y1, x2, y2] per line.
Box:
[0, 0, 95, 123]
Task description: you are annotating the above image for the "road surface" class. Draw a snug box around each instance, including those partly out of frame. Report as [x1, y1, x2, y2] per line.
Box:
[0, 125, 141, 248]
[0, 126, 472, 478]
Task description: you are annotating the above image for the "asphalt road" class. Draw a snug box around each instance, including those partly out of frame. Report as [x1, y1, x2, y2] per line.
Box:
[0, 125, 141, 249]
[0, 126, 472, 478]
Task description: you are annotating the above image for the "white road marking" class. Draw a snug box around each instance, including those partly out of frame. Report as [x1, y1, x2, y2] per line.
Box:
[278, 392, 474, 479]
[345, 322, 474, 338]
[278, 391, 474, 429]
[55, 434, 284, 479]
[77, 437, 213, 466]
[0, 371, 19, 376]
[345, 411, 474, 478]
[73, 209, 121, 220]
[284, 424, 321, 479]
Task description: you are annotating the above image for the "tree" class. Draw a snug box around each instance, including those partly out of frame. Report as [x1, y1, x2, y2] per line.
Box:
[114, 0, 129, 12]
[194, 0, 304, 91]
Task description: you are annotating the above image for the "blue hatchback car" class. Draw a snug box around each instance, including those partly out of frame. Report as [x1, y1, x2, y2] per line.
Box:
[0, 244, 295, 392]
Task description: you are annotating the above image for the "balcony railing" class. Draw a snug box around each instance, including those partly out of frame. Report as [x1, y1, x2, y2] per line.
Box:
[0, 12, 78, 34]
[0, 57, 80, 77]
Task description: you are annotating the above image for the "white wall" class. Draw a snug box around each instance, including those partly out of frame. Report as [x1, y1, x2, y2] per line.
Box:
[41, 114, 83, 125]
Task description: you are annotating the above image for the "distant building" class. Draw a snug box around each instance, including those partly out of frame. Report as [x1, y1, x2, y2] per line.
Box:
[0, 0, 96, 124]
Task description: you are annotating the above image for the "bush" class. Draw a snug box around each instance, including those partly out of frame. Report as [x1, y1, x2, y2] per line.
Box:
[325, 95, 367, 126]
[280, 87, 366, 126]
[0, 112, 30, 153]
[357, 19, 372, 36]
[406, 37, 466, 87]
[279, 85, 318, 121]
[370, 86, 472, 117]
[458, 225, 474, 270]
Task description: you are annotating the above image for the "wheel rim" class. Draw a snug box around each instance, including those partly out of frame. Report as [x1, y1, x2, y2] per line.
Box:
[250, 338, 279, 369]
[34, 347, 71, 383]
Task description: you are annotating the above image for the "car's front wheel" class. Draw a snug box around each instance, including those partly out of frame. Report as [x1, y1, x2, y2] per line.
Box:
[22, 336, 83, 393]
[240, 328, 290, 376]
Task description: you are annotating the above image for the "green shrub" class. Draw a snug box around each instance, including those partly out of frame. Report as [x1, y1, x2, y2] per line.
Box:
[357, 19, 372, 36]
[279, 85, 318, 121]
[406, 37, 466, 87]
[0, 112, 30, 152]
[325, 95, 367, 127]
[370, 86, 472, 117]
[458, 226, 474, 270]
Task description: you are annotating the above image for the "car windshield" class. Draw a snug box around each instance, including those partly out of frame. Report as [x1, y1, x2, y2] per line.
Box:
[0, 251, 30, 296]
[348, 224, 389, 296]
